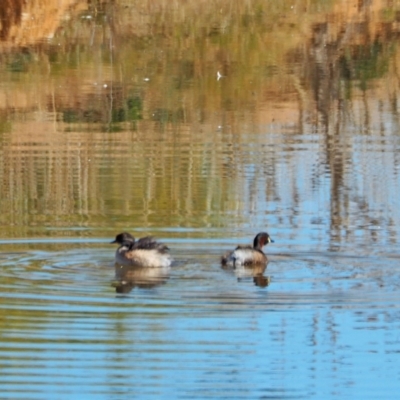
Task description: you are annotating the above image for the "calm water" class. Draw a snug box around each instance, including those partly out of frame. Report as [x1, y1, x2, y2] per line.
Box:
[1, 0, 400, 399]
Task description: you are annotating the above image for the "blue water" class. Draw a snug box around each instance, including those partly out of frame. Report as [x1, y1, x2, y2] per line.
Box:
[1, 237, 400, 399]
[1, 4, 400, 396]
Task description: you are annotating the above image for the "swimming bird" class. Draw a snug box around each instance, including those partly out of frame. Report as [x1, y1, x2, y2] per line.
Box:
[221, 232, 274, 267]
[111, 232, 172, 268]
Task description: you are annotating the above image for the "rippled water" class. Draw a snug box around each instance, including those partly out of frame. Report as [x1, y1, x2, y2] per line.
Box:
[2, 128, 400, 398]
[2, 0, 400, 398]
[1, 235, 400, 399]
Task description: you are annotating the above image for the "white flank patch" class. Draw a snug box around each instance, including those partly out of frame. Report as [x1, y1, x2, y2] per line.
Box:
[116, 248, 172, 268]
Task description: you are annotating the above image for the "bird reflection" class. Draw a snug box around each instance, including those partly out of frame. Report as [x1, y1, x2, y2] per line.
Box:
[222, 262, 271, 288]
[113, 263, 170, 293]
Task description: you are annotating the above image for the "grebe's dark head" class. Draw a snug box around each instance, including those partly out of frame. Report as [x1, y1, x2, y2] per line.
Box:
[111, 232, 135, 245]
[253, 232, 274, 249]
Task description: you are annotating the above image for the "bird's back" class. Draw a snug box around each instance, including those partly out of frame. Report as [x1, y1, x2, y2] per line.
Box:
[115, 236, 172, 268]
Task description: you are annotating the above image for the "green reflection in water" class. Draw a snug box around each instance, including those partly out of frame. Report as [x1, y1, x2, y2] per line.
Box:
[0, 0, 399, 247]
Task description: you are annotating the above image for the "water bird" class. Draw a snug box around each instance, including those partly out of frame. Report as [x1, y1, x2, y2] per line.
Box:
[221, 232, 274, 267]
[111, 232, 172, 268]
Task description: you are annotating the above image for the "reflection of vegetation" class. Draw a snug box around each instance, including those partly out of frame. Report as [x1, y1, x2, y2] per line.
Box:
[0, 112, 11, 134]
[6, 50, 32, 73]
[0, 0, 400, 244]
[126, 97, 143, 121]
[0, 0, 24, 40]
[2, 0, 399, 124]
[151, 108, 185, 124]
[340, 42, 390, 89]
[62, 95, 143, 125]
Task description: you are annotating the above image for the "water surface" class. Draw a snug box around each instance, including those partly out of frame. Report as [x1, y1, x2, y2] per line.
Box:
[1, 0, 400, 398]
